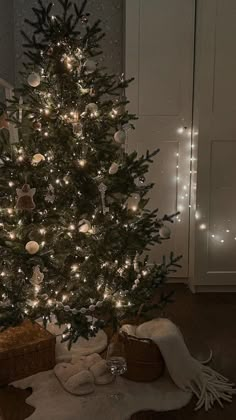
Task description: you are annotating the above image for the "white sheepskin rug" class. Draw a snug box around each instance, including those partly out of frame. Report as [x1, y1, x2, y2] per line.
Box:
[13, 370, 191, 420]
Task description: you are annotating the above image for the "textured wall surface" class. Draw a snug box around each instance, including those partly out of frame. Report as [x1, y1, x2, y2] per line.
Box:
[13, 0, 124, 85]
[0, 0, 15, 84]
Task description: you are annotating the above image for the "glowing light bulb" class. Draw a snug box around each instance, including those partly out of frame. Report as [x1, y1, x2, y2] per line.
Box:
[78, 159, 86, 167]
[199, 224, 207, 230]
[7, 208, 13, 215]
[177, 127, 184, 134]
[9, 181, 14, 187]
[69, 224, 75, 231]
[9, 232, 15, 240]
[71, 264, 79, 272]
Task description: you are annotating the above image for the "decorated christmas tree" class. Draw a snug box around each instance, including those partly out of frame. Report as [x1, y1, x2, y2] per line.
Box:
[0, 0, 180, 346]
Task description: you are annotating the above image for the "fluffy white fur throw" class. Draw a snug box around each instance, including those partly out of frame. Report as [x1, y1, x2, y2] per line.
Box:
[121, 318, 236, 411]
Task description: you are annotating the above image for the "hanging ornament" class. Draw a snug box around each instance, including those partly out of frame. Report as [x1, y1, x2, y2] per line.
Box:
[16, 184, 36, 211]
[114, 129, 126, 144]
[98, 183, 109, 215]
[85, 103, 98, 114]
[109, 162, 119, 175]
[89, 87, 96, 97]
[30, 265, 44, 286]
[32, 153, 45, 166]
[81, 15, 89, 24]
[45, 184, 55, 204]
[79, 85, 90, 95]
[33, 121, 42, 131]
[25, 241, 40, 255]
[19, 97, 23, 123]
[79, 219, 91, 233]
[159, 225, 171, 239]
[127, 193, 140, 211]
[84, 59, 97, 74]
[72, 121, 83, 137]
[27, 72, 41, 88]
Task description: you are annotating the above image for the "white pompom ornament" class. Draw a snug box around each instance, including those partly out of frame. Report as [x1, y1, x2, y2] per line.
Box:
[25, 241, 40, 255]
[27, 72, 41, 88]
[84, 59, 97, 74]
[159, 225, 171, 239]
[32, 153, 45, 166]
[114, 130, 126, 144]
[79, 219, 91, 233]
[109, 162, 119, 175]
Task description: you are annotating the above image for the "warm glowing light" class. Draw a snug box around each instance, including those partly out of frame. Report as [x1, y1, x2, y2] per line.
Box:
[71, 264, 79, 272]
[78, 159, 86, 167]
[116, 300, 122, 308]
[39, 228, 46, 235]
[199, 223, 207, 230]
[177, 127, 184, 134]
[9, 181, 14, 187]
[69, 224, 75, 231]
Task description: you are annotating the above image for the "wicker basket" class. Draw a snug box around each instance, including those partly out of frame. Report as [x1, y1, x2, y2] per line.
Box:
[119, 331, 165, 382]
[0, 320, 56, 386]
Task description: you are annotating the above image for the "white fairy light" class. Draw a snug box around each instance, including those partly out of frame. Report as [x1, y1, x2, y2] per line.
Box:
[7, 208, 13, 215]
[116, 300, 122, 308]
[71, 264, 79, 272]
[177, 127, 184, 134]
[199, 224, 207, 230]
[9, 181, 14, 187]
[39, 228, 46, 235]
[9, 232, 16, 240]
[62, 295, 67, 302]
[69, 224, 75, 231]
[78, 159, 86, 167]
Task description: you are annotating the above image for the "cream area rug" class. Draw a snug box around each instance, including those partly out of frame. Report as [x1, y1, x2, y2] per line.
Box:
[13, 370, 191, 420]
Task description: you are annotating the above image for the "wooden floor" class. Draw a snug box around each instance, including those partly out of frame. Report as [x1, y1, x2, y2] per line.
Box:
[0, 284, 236, 420]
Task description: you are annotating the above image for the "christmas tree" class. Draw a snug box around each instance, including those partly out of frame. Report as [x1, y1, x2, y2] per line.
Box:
[0, 0, 181, 346]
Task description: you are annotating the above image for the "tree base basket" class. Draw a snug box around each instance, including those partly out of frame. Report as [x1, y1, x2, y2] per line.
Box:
[119, 332, 165, 382]
[0, 320, 56, 386]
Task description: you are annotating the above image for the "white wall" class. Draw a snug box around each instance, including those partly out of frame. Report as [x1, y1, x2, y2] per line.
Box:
[0, 0, 15, 84]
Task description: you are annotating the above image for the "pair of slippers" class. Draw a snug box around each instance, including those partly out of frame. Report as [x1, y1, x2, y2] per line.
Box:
[54, 353, 114, 395]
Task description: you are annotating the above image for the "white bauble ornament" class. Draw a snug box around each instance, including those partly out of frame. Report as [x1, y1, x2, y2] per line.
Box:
[127, 193, 140, 211]
[64, 306, 71, 312]
[85, 103, 98, 113]
[84, 59, 97, 74]
[25, 241, 40, 255]
[32, 153, 45, 166]
[134, 279, 140, 285]
[159, 225, 171, 239]
[109, 162, 119, 175]
[72, 308, 79, 315]
[114, 130, 126, 144]
[80, 308, 87, 314]
[79, 219, 91, 233]
[27, 72, 41, 88]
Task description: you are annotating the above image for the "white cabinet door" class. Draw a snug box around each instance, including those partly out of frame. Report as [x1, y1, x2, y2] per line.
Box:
[194, 0, 236, 287]
[125, 0, 195, 277]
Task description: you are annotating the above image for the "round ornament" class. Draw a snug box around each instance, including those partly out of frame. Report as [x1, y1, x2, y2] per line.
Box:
[79, 219, 91, 233]
[27, 72, 41, 88]
[85, 103, 98, 113]
[159, 225, 171, 239]
[25, 241, 40, 255]
[114, 130, 126, 144]
[109, 162, 119, 175]
[84, 59, 97, 74]
[72, 308, 79, 315]
[32, 153, 45, 166]
[33, 121, 42, 131]
[64, 306, 71, 312]
[80, 308, 87, 314]
[89, 305, 96, 312]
